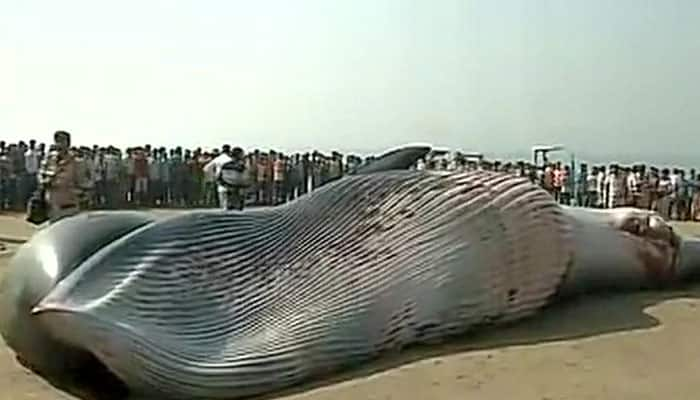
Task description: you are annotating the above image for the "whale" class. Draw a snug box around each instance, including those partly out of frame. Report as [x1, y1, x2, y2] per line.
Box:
[1, 146, 698, 399]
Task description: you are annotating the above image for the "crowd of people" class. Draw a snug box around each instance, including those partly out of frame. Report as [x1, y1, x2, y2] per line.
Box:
[417, 156, 700, 221]
[1, 133, 356, 221]
[1, 133, 699, 222]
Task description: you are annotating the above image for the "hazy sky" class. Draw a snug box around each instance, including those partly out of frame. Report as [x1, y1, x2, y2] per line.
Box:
[1, 0, 698, 162]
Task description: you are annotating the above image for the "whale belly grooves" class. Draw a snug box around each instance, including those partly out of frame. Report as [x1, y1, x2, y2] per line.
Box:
[0, 211, 157, 376]
[6, 171, 575, 399]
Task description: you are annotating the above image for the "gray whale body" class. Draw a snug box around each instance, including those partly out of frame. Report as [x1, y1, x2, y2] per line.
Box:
[1, 167, 697, 399]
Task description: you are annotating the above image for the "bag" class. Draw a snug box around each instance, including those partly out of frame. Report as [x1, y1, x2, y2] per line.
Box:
[218, 159, 249, 188]
[26, 190, 50, 225]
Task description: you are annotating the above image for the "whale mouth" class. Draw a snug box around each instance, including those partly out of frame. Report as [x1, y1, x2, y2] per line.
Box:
[31, 309, 131, 400]
[560, 207, 686, 295]
[615, 211, 682, 284]
[17, 346, 130, 400]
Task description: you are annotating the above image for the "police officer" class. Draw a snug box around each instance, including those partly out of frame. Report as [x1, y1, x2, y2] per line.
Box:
[30, 131, 87, 223]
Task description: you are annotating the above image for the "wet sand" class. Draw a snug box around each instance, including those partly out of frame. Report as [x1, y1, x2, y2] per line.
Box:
[1, 213, 699, 400]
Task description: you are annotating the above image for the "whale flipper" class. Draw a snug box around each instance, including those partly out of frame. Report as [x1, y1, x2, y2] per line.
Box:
[0, 211, 156, 372]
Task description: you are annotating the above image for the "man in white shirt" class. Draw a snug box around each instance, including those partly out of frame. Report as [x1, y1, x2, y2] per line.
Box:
[604, 165, 620, 208]
[595, 166, 606, 208]
[669, 168, 681, 220]
[24, 140, 41, 204]
[625, 167, 639, 207]
[202, 145, 247, 210]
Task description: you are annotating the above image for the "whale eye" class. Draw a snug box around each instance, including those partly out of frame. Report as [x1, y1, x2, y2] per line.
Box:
[619, 215, 645, 236]
[631, 219, 642, 235]
[616, 210, 680, 254]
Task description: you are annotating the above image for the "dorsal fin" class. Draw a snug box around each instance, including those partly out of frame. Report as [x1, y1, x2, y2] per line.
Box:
[352, 145, 432, 175]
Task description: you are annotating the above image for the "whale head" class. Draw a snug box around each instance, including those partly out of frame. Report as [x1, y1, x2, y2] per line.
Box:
[560, 207, 689, 295]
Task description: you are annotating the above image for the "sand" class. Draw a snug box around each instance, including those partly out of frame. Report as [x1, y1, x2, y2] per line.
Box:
[1, 212, 699, 400]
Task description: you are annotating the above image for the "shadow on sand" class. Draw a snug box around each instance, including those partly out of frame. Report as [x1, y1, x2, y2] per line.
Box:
[253, 284, 700, 400]
[26, 284, 699, 400]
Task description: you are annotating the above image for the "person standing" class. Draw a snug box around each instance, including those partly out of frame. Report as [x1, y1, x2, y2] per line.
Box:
[265, 152, 275, 204]
[625, 166, 640, 208]
[203, 145, 247, 210]
[5, 144, 22, 210]
[24, 140, 41, 207]
[310, 152, 322, 191]
[256, 153, 268, 205]
[542, 163, 555, 199]
[646, 167, 660, 211]
[89, 148, 100, 207]
[0, 143, 10, 211]
[669, 168, 681, 220]
[558, 165, 571, 205]
[584, 166, 598, 207]
[603, 165, 619, 208]
[74, 147, 94, 210]
[190, 148, 205, 206]
[158, 148, 171, 207]
[131, 147, 149, 207]
[199, 150, 216, 207]
[102, 147, 120, 209]
[676, 170, 691, 221]
[170, 148, 184, 207]
[690, 169, 700, 221]
[656, 169, 673, 219]
[272, 152, 286, 205]
[284, 154, 297, 202]
[32, 131, 86, 223]
[148, 148, 162, 207]
[173, 148, 189, 207]
[300, 153, 311, 195]
[575, 163, 587, 207]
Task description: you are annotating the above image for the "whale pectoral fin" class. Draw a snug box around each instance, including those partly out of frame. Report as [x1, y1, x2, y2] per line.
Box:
[0, 211, 156, 378]
[352, 145, 432, 175]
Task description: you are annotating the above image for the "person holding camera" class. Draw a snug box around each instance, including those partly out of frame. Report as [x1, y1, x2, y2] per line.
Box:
[203, 145, 248, 210]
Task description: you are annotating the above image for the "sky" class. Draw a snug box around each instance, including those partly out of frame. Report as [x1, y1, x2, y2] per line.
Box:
[1, 0, 699, 164]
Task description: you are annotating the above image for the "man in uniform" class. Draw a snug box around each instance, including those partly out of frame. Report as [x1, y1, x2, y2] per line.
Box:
[31, 131, 87, 223]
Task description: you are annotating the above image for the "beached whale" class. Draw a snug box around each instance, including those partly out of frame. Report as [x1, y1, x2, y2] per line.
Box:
[1, 146, 698, 400]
